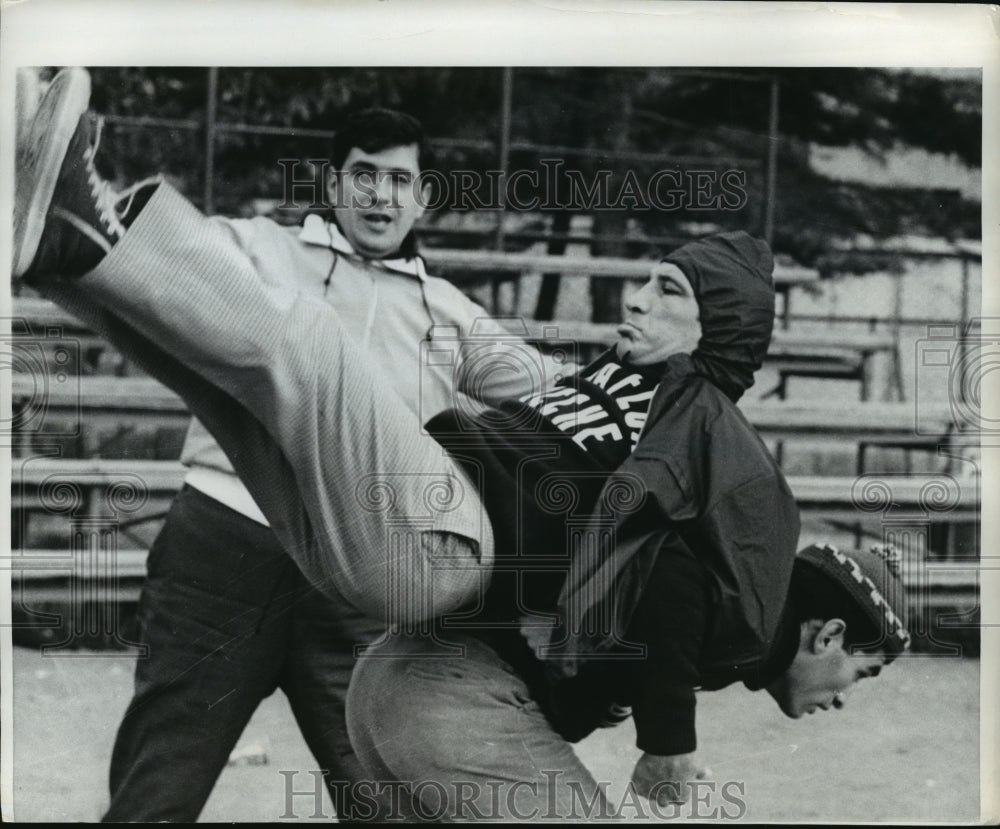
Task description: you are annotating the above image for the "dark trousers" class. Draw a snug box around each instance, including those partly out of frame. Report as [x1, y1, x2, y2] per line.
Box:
[103, 485, 387, 822]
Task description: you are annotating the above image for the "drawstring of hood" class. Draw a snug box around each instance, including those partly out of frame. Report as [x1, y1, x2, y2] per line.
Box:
[321, 218, 414, 350]
[363, 278, 379, 349]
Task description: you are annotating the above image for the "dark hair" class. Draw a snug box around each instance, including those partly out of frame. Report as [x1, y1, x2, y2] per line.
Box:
[331, 108, 428, 171]
[787, 560, 884, 655]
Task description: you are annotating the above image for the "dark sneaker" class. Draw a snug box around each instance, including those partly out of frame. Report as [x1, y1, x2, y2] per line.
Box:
[14, 67, 92, 278]
[14, 67, 157, 282]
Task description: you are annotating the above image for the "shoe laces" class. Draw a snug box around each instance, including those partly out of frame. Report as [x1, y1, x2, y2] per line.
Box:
[114, 175, 161, 223]
[84, 117, 127, 239]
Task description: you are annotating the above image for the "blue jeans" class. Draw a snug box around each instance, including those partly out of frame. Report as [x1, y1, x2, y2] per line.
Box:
[346, 631, 613, 822]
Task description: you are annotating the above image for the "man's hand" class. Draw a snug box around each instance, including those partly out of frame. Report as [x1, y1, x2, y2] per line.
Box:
[631, 751, 709, 806]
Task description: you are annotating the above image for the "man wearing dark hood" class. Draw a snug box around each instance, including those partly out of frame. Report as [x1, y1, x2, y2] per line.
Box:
[340, 232, 907, 822]
[339, 230, 813, 819]
[342, 230, 907, 820]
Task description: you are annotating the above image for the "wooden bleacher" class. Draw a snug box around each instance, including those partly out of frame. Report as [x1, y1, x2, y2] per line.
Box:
[10, 550, 978, 609]
[420, 250, 877, 398]
[6, 286, 977, 619]
[507, 319, 897, 401]
[9, 459, 981, 609]
[10, 373, 185, 418]
[10, 432, 980, 603]
[11, 458, 979, 519]
[10, 549, 980, 611]
[11, 373, 951, 450]
[422, 247, 818, 325]
[10, 297, 899, 401]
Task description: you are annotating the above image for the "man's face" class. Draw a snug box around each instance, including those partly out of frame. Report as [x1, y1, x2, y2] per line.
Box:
[766, 620, 887, 718]
[615, 262, 702, 366]
[329, 143, 429, 259]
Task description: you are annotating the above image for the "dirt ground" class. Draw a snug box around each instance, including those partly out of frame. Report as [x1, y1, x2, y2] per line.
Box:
[6, 645, 981, 823]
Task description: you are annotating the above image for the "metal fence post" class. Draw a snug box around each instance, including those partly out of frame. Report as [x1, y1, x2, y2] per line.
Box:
[204, 67, 219, 215]
[494, 67, 513, 252]
[763, 76, 779, 246]
[958, 253, 970, 405]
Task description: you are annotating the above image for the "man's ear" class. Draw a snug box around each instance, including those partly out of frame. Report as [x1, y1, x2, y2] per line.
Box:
[811, 618, 846, 654]
[417, 177, 432, 217]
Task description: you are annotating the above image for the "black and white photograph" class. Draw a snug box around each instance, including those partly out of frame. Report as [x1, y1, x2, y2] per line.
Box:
[2, 1, 997, 823]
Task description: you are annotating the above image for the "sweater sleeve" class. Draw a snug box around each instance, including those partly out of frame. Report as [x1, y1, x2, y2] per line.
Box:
[628, 540, 713, 756]
[425, 286, 579, 406]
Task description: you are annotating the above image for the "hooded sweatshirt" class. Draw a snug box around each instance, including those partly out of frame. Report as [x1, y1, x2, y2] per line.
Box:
[429, 231, 800, 755]
[537, 231, 800, 752]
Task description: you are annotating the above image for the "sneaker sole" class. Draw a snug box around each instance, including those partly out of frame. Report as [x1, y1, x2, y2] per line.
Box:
[13, 67, 92, 278]
[15, 68, 42, 136]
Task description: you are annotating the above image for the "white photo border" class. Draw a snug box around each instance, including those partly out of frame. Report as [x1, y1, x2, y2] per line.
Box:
[1, 1, 997, 823]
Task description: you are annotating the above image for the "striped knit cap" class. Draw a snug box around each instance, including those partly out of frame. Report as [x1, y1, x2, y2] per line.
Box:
[796, 543, 911, 661]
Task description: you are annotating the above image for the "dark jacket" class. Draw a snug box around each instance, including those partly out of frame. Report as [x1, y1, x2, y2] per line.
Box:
[528, 352, 801, 749]
[438, 231, 796, 754]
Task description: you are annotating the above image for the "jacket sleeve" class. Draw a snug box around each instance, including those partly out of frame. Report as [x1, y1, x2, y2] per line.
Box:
[637, 402, 800, 656]
[628, 539, 713, 755]
[423, 282, 579, 406]
[621, 400, 798, 753]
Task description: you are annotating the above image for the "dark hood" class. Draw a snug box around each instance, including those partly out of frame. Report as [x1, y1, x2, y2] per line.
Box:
[663, 231, 775, 402]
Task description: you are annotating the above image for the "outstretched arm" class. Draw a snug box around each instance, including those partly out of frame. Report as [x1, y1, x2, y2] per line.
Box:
[626, 540, 714, 804]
